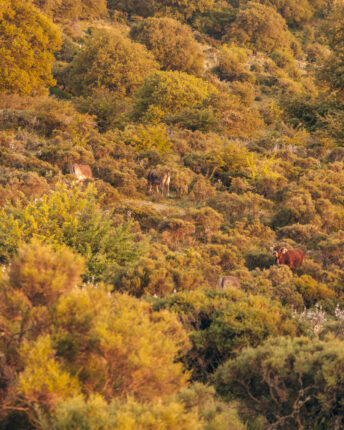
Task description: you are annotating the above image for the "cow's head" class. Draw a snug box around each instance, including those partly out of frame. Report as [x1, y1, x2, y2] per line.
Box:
[271, 246, 287, 263]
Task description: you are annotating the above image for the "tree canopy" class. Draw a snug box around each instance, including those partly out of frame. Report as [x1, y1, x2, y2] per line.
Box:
[0, 0, 61, 95]
[130, 17, 204, 76]
[68, 29, 159, 96]
[228, 2, 292, 53]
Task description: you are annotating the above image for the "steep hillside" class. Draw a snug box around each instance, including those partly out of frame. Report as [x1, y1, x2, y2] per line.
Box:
[1, 0, 344, 428]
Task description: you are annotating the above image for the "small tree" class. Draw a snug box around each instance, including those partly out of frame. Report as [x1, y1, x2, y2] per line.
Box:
[217, 44, 250, 81]
[258, 0, 314, 26]
[318, 3, 344, 97]
[38, 396, 201, 430]
[68, 29, 159, 97]
[0, 0, 61, 95]
[228, 2, 291, 53]
[130, 17, 204, 76]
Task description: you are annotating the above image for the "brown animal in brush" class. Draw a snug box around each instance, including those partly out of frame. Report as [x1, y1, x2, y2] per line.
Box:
[70, 164, 93, 182]
[217, 276, 241, 290]
[147, 169, 171, 196]
[272, 246, 305, 269]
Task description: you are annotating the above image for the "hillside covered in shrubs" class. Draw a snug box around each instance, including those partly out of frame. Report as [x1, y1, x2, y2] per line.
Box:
[1, 0, 344, 428]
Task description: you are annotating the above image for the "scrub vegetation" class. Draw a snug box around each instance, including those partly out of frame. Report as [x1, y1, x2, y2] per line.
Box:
[1, 0, 344, 428]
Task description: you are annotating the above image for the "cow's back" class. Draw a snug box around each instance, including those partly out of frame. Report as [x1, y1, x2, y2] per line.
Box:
[282, 248, 305, 268]
[292, 248, 305, 267]
[218, 276, 241, 290]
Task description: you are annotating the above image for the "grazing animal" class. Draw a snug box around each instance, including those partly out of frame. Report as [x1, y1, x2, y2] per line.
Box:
[148, 169, 171, 196]
[70, 164, 93, 182]
[217, 276, 241, 290]
[272, 246, 305, 269]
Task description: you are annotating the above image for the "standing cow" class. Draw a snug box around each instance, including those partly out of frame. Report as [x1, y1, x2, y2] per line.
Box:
[147, 169, 171, 196]
[217, 276, 241, 290]
[272, 246, 305, 269]
[70, 164, 93, 182]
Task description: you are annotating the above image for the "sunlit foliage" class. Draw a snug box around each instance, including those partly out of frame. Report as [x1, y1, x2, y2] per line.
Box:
[34, 0, 108, 19]
[0, 242, 190, 423]
[0, 185, 145, 280]
[3, 1, 344, 428]
[130, 17, 204, 76]
[0, 0, 61, 95]
[228, 2, 292, 53]
[133, 70, 218, 122]
[68, 29, 159, 97]
[107, 0, 214, 19]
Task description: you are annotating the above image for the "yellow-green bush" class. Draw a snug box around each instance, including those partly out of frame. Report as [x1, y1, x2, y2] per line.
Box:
[68, 29, 159, 97]
[0, 0, 61, 95]
[133, 71, 218, 122]
[130, 17, 204, 76]
[228, 2, 292, 53]
[217, 44, 252, 81]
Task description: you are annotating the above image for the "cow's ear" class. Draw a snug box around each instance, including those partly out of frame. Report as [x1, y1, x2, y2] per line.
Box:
[282, 248, 287, 254]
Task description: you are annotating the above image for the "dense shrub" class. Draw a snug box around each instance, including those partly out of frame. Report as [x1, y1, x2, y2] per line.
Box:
[39, 396, 201, 430]
[215, 337, 344, 429]
[133, 71, 217, 122]
[0, 0, 61, 95]
[156, 290, 299, 380]
[217, 45, 252, 81]
[130, 17, 204, 76]
[0, 243, 191, 424]
[34, 0, 108, 19]
[108, 0, 214, 19]
[258, 0, 314, 26]
[0, 185, 145, 280]
[68, 29, 159, 97]
[228, 2, 292, 53]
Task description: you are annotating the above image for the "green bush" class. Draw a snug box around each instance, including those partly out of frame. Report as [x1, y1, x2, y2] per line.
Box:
[245, 250, 275, 270]
[133, 70, 217, 122]
[34, 0, 108, 20]
[0, 184, 145, 280]
[38, 396, 201, 430]
[108, 0, 214, 19]
[215, 336, 344, 429]
[258, 0, 314, 26]
[156, 290, 299, 380]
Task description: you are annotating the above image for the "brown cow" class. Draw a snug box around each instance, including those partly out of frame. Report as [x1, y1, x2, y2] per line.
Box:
[272, 246, 305, 269]
[70, 164, 93, 182]
[217, 276, 241, 290]
[148, 169, 171, 196]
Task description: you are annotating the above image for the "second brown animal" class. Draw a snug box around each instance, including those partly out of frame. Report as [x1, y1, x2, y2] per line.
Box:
[148, 169, 171, 196]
